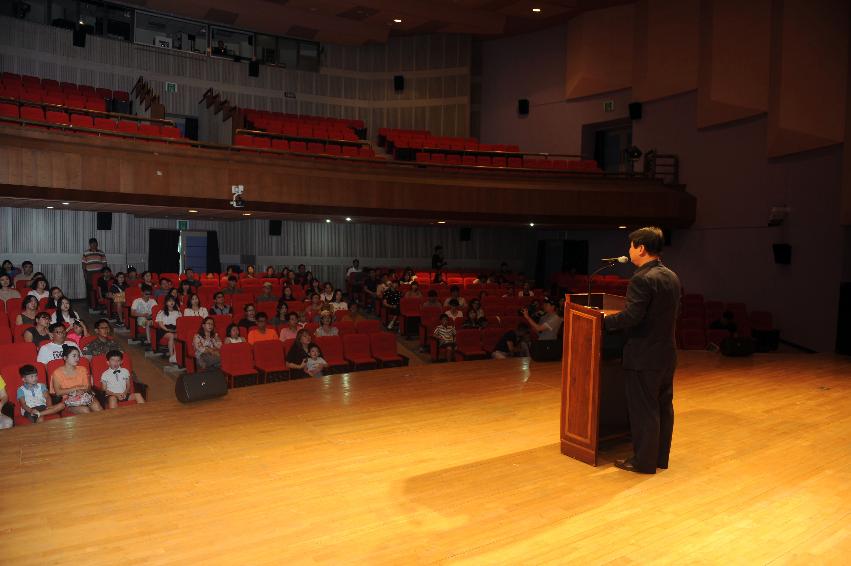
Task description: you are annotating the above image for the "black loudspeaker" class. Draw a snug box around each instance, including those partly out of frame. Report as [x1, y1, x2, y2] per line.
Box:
[459, 227, 471, 241]
[96, 212, 112, 230]
[73, 27, 86, 48]
[269, 220, 282, 236]
[629, 102, 642, 120]
[175, 369, 228, 403]
[393, 75, 405, 91]
[249, 60, 260, 77]
[773, 243, 792, 264]
[518, 99, 530, 115]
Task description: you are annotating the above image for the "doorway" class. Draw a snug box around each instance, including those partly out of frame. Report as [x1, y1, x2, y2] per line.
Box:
[181, 231, 208, 273]
[581, 118, 633, 174]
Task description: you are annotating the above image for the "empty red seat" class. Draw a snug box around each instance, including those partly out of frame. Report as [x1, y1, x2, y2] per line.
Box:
[84, 98, 107, 112]
[507, 157, 523, 168]
[79, 85, 96, 97]
[492, 156, 507, 167]
[290, 141, 307, 152]
[430, 153, 446, 163]
[95, 88, 113, 100]
[552, 159, 568, 169]
[313, 336, 350, 370]
[476, 156, 492, 166]
[325, 144, 342, 155]
[92, 117, 116, 131]
[271, 139, 289, 150]
[220, 342, 258, 387]
[253, 340, 287, 383]
[252, 136, 271, 149]
[461, 155, 476, 166]
[307, 142, 324, 153]
[455, 329, 487, 360]
[358, 147, 375, 158]
[20, 106, 45, 122]
[43, 93, 64, 106]
[680, 329, 707, 350]
[342, 334, 378, 370]
[355, 319, 382, 334]
[112, 91, 130, 101]
[117, 121, 139, 134]
[234, 134, 253, 147]
[60, 81, 78, 92]
[415, 152, 430, 162]
[65, 96, 86, 109]
[0, 103, 18, 118]
[139, 123, 161, 137]
[445, 154, 462, 165]
[20, 90, 42, 103]
[342, 145, 358, 157]
[161, 126, 181, 139]
[369, 332, 404, 367]
[70, 114, 94, 129]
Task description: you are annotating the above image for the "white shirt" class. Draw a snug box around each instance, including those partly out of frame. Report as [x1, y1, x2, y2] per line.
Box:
[131, 297, 157, 316]
[37, 341, 79, 364]
[27, 290, 49, 301]
[346, 266, 361, 276]
[101, 367, 131, 395]
[183, 307, 209, 318]
[329, 301, 348, 312]
[156, 310, 181, 327]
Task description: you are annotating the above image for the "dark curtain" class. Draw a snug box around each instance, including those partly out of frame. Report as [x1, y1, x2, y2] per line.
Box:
[206, 230, 221, 274]
[148, 229, 181, 274]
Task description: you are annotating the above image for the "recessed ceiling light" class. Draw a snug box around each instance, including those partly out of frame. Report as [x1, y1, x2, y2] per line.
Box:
[393, 18, 402, 23]
[345, 217, 352, 222]
[529, 222, 535, 227]
[61, 202, 70, 205]
[242, 212, 251, 216]
[188, 209, 198, 213]
[46, 206, 54, 209]
[532, 8, 541, 13]
[437, 221, 446, 224]
[618, 225, 627, 229]
[325, 219, 331, 223]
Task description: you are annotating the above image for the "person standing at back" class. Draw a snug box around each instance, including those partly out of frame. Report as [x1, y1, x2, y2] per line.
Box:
[82, 237, 107, 312]
[603, 227, 681, 474]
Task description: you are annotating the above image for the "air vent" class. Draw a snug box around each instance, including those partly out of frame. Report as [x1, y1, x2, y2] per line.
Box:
[337, 6, 379, 21]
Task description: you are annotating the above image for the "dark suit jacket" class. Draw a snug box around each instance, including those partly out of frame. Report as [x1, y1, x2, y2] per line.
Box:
[603, 259, 681, 370]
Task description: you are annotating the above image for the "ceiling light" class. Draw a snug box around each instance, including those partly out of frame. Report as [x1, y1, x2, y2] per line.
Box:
[618, 225, 627, 229]
[46, 206, 54, 209]
[532, 8, 541, 13]
[188, 209, 198, 213]
[345, 217, 352, 222]
[242, 212, 251, 216]
[529, 222, 535, 227]
[325, 219, 331, 223]
[393, 18, 402, 23]
[61, 202, 70, 205]
[437, 221, 446, 224]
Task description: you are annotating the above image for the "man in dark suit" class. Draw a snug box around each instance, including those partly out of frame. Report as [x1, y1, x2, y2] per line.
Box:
[603, 227, 681, 474]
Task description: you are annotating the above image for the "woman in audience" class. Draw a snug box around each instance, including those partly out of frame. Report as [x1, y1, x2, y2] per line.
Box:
[404, 281, 423, 299]
[271, 300, 290, 326]
[66, 320, 86, 345]
[305, 293, 324, 323]
[0, 273, 21, 305]
[46, 286, 64, 309]
[518, 282, 534, 298]
[52, 297, 88, 335]
[320, 282, 334, 303]
[400, 267, 416, 284]
[264, 266, 277, 278]
[210, 291, 231, 315]
[110, 272, 128, 327]
[23, 311, 51, 346]
[463, 299, 487, 329]
[329, 289, 348, 314]
[16, 295, 40, 326]
[315, 314, 339, 337]
[50, 344, 102, 414]
[155, 295, 181, 364]
[445, 299, 464, 322]
[184, 293, 208, 318]
[286, 329, 315, 378]
[27, 277, 49, 301]
[244, 264, 257, 279]
[224, 323, 245, 344]
[139, 271, 154, 289]
[1, 260, 19, 280]
[176, 280, 194, 307]
[279, 312, 302, 342]
[281, 286, 295, 302]
[193, 317, 222, 369]
[307, 278, 322, 298]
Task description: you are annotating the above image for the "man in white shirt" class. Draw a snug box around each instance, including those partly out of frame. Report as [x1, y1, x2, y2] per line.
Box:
[37, 323, 79, 364]
[130, 284, 158, 344]
[345, 259, 361, 277]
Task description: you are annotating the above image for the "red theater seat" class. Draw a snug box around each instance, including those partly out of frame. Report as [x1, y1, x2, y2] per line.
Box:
[161, 126, 181, 139]
[252, 136, 272, 149]
[45, 110, 69, 124]
[290, 141, 307, 152]
[138, 123, 161, 137]
[0, 103, 18, 118]
[234, 134, 253, 147]
[220, 342, 258, 387]
[358, 147, 375, 158]
[369, 332, 404, 367]
[117, 121, 139, 134]
[342, 146, 358, 157]
[70, 114, 94, 129]
[20, 106, 45, 122]
[313, 336, 350, 371]
[271, 139, 289, 151]
[342, 334, 378, 370]
[84, 98, 107, 112]
[253, 340, 288, 383]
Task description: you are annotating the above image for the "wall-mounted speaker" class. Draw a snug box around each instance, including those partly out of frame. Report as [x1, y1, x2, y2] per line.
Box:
[72, 27, 86, 48]
[269, 220, 282, 236]
[518, 98, 530, 115]
[249, 60, 260, 77]
[96, 212, 112, 231]
[628, 102, 643, 120]
[459, 227, 471, 242]
[773, 243, 792, 265]
[393, 75, 405, 92]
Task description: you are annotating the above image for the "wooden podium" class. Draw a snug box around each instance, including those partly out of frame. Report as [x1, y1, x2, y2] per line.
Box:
[560, 293, 630, 465]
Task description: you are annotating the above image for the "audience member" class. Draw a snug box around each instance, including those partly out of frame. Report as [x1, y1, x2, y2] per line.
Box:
[286, 329, 314, 378]
[16, 295, 40, 326]
[221, 275, 240, 295]
[264, 266, 277, 278]
[271, 300, 290, 325]
[23, 312, 51, 346]
[224, 323, 245, 344]
[131, 284, 157, 344]
[346, 259, 361, 277]
[521, 298, 562, 340]
[110, 271, 128, 327]
[81, 238, 107, 311]
[50, 344, 102, 414]
[363, 269, 378, 310]
[492, 323, 531, 359]
[463, 300, 487, 329]
[27, 277, 49, 301]
[153, 277, 172, 298]
[329, 289, 348, 314]
[305, 345, 329, 378]
[184, 294, 209, 318]
[13, 260, 34, 285]
[709, 311, 738, 336]
[51, 297, 87, 335]
[279, 312, 302, 341]
[2, 260, 20, 279]
[443, 285, 467, 309]
[320, 282, 334, 303]
[193, 317, 222, 368]
[155, 295, 181, 364]
[183, 268, 202, 288]
[382, 280, 401, 330]
[82, 319, 122, 360]
[281, 286, 295, 302]
[177, 279, 195, 305]
[315, 314, 339, 337]
[16, 364, 63, 424]
[518, 282, 534, 298]
[445, 299, 464, 321]
[247, 313, 277, 345]
[432, 245, 447, 270]
[404, 281, 423, 299]
[210, 292, 231, 315]
[66, 320, 86, 345]
[305, 294, 324, 323]
[244, 264, 257, 279]
[433, 314, 457, 362]
[346, 302, 365, 322]
[256, 282, 278, 304]
[45, 286, 64, 309]
[125, 267, 139, 287]
[423, 290, 442, 308]
[238, 304, 258, 330]
[100, 350, 146, 408]
[139, 271, 154, 289]
[0, 273, 21, 304]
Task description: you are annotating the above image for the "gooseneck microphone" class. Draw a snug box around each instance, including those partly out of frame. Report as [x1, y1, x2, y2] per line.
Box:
[586, 256, 628, 306]
[601, 256, 629, 263]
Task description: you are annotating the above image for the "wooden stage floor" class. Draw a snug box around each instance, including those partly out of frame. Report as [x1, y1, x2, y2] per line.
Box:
[1, 352, 850, 564]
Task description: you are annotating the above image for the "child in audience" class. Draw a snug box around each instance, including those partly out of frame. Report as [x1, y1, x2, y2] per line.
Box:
[305, 344, 328, 378]
[224, 323, 245, 344]
[16, 364, 63, 424]
[155, 295, 181, 364]
[433, 314, 457, 362]
[131, 284, 158, 344]
[100, 350, 145, 408]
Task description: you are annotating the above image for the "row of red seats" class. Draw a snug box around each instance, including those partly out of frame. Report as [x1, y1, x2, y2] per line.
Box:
[0, 87, 109, 112]
[1, 72, 129, 101]
[415, 152, 601, 171]
[246, 121, 360, 142]
[233, 134, 375, 158]
[0, 353, 139, 427]
[398, 139, 520, 153]
[244, 109, 364, 130]
[0, 103, 181, 138]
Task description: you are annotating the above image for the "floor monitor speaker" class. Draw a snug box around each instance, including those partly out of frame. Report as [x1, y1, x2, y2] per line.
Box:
[175, 369, 228, 403]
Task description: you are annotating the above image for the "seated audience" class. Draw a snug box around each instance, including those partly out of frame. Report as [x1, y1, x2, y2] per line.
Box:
[305, 294, 324, 323]
[247, 312, 277, 345]
[264, 266, 277, 278]
[125, 267, 139, 287]
[221, 275, 240, 295]
[445, 299, 464, 321]
[46, 286, 64, 309]
[362, 269, 378, 310]
[281, 287, 295, 302]
[27, 277, 49, 301]
[286, 329, 315, 378]
[329, 289, 348, 314]
[16, 364, 63, 424]
[82, 319, 122, 359]
[423, 290, 442, 308]
[521, 298, 562, 340]
[315, 314, 339, 337]
[37, 323, 78, 364]
[176, 279, 195, 305]
[16, 295, 40, 326]
[0, 273, 21, 304]
[100, 350, 146, 408]
[306, 344, 329, 378]
[346, 302, 366, 322]
[320, 282, 334, 303]
[518, 282, 534, 298]
[443, 285, 467, 309]
[224, 323, 245, 344]
[193, 317, 222, 368]
[238, 304, 258, 330]
[131, 284, 158, 344]
[256, 282, 278, 304]
[345, 259, 361, 277]
[382, 280, 401, 330]
[13, 260, 34, 285]
[51, 296, 88, 335]
[24, 312, 52, 346]
[404, 282, 423, 299]
[155, 295, 181, 364]
[492, 323, 531, 359]
[183, 268, 202, 288]
[433, 314, 457, 362]
[50, 344, 102, 414]
[279, 312, 302, 342]
[244, 264, 257, 279]
[271, 300, 289, 326]
[463, 303, 487, 329]
[110, 271, 128, 327]
[96, 267, 114, 308]
[184, 293, 209, 318]
[1, 260, 20, 280]
[66, 320, 86, 345]
[153, 277, 172, 298]
[210, 292, 231, 315]
[139, 271, 154, 289]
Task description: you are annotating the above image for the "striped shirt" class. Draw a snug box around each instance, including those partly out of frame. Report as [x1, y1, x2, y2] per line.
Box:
[82, 248, 107, 272]
[433, 324, 456, 345]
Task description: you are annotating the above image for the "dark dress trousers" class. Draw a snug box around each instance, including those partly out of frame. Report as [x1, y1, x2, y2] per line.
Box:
[603, 259, 681, 472]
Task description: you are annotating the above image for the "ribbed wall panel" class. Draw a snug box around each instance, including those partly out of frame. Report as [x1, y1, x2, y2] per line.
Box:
[0, 16, 471, 137]
[2, 208, 531, 299]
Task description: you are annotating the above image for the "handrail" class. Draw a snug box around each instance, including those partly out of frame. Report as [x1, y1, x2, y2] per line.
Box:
[234, 128, 369, 147]
[0, 96, 176, 126]
[643, 150, 680, 185]
[0, 117, 658, 180]
[408, 146, 583, 159]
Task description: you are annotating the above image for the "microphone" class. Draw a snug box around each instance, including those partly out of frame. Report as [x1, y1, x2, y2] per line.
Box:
[586, 256, 627, 307]
[601, 256, 629, 263]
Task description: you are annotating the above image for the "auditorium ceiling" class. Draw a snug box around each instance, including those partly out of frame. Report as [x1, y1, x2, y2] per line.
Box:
[115, 0, 634, 44]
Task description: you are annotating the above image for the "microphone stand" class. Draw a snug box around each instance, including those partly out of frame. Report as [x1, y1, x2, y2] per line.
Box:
[587, 262, 618, 308]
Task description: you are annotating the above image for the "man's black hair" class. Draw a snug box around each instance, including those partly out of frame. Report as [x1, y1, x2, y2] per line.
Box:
[628, 226, 665, 255]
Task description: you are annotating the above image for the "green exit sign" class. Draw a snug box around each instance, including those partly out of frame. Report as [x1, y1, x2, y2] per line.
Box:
[603, 100, 615, 113]
[178, 220, 188, 231]
[166, 82, 178, 93]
